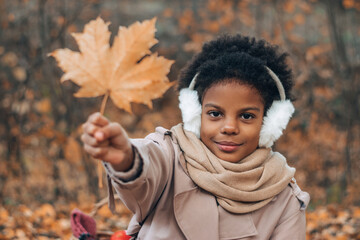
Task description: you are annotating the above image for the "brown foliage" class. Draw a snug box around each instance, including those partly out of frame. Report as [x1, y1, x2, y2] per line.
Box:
[1, 202, 360, 239]
[0, 0, 359, 238]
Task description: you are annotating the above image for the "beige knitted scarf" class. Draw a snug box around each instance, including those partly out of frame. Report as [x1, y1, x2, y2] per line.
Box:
[171, 124, 295, 214]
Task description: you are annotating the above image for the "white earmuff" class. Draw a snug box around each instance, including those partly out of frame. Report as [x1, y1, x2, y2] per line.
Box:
[258, 67, 295, 147]
[178, 73, 202, 138]
[178, 67, 295, 147]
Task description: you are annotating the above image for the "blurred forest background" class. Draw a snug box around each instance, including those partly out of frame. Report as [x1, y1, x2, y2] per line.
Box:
[0, 0, 360, 239]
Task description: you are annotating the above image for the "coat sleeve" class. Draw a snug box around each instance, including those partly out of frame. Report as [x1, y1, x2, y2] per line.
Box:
[104, 130, 174, 224]
[270, 209, 306, 240]
[270, 182, 310, 240]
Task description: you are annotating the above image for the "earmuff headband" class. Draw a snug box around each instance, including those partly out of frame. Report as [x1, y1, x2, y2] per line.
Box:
[189, 73, 199, 90]
[265, 67, 285, 101]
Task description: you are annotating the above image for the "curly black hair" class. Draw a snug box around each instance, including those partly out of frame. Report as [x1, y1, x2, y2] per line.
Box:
[177, 34, 294, 113]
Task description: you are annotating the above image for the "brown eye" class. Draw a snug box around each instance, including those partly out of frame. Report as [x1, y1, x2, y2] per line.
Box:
[241, 113, 254, 120]
[208, 111, 222, 118]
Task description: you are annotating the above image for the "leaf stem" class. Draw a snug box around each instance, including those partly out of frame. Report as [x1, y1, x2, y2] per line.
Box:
[98, 90, 110, 188]
[100, 91, 110, 115]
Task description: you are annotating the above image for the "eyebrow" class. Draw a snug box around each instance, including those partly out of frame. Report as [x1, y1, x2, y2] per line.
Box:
[204, 103, 261, 112]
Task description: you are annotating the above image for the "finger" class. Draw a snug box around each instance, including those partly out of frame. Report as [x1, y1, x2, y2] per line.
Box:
[94, 130, 106, 141]
[99, 122, 128, 145]
[84, 144, 109, 159]
[81, 132, 97, 146]
[82, 122, 98, 136]
[81, 132, 111, 147]
[88, 112, 109, 127]
[83, 121, 123, 143]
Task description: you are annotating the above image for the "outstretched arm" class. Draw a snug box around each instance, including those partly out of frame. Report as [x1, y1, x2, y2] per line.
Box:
[82, 113, 174, 225]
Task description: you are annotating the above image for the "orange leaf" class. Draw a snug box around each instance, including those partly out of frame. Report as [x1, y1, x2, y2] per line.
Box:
[294, 13, 305, 25]
[284, 20, 295, 32]
[0, 207, 9, 225]
[353, 207, 360, 218]
[283, 0, 295, 13]
[35, 98, 52, 113]
[343, 0, 355, 9]
[49, 17, 174, 113]
[163, 8, 174, 18]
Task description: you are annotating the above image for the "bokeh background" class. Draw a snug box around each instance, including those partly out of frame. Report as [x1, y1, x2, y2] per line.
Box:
[0, 0, 359, 239]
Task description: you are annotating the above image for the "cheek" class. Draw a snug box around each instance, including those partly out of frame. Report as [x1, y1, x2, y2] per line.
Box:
[200, 115, 215, 139]
[200, 115, 208, 138]
[249, 124, 262, 142]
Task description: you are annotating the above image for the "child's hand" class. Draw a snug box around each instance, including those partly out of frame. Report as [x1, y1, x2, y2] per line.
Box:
[81, 112, 134, 172]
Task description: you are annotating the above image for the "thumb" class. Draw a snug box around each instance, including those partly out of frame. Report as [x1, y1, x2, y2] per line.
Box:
[96, 122, 130, 149]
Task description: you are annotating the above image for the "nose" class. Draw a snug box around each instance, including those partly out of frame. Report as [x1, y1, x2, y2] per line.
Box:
[221, 117, 239, 135]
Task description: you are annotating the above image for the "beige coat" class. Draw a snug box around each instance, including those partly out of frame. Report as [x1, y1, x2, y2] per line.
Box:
[105, 127, 310, 240]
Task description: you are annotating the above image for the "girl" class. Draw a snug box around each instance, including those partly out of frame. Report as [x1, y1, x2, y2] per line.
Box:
[81, 34, 310, 239]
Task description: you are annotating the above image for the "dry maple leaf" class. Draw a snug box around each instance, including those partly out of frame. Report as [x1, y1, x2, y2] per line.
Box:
[49, 17, 174, 113]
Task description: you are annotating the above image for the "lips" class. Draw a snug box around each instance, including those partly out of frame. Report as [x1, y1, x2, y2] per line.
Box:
[215, 141, 242, 152]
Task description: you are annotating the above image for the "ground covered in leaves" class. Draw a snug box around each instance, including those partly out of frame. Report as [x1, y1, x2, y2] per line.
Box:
[1, 201, 360, 240]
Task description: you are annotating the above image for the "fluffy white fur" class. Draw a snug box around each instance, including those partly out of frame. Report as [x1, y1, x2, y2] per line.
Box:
[258, 100, 295, 148]
[179, 88, 202, 138]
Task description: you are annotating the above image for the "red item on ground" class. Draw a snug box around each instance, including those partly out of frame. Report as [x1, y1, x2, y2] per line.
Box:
[70, 208, 97, 239]
[111, 230, 132, 240]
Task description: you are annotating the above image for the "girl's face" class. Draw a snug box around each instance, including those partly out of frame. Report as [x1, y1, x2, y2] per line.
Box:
[200, 81, 265, 163]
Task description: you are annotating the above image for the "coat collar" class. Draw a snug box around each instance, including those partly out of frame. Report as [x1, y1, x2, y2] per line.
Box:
[173, 151, 219, 240]
[171, 135, 257, 240]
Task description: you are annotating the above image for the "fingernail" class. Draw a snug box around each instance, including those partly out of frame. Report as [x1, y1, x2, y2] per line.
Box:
[89, 125, 95, 133]
[95, 131, 104, 140]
